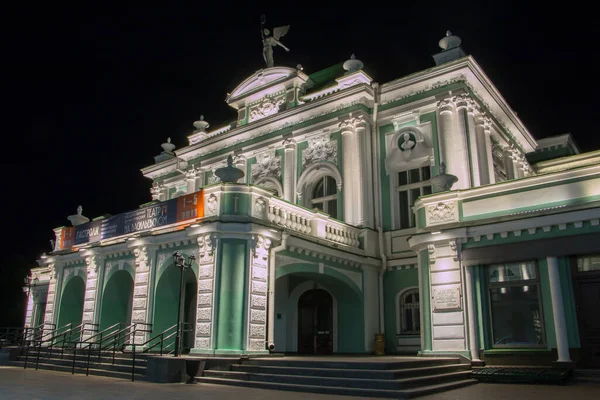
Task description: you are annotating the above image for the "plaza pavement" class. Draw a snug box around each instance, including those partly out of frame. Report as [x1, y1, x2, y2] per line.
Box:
[0, 366, 598, 399]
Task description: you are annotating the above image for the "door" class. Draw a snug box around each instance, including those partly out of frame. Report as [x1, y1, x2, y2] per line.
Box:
[297, 289, 333, 354]
[572, 256, 600, 368]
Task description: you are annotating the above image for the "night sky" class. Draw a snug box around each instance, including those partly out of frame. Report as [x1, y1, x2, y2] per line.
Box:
[2, 3, 597, 325]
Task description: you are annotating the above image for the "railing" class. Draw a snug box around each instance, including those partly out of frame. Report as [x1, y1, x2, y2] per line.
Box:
[267, 198, 314, 235]
[70, 323, 129, 376]
[0, 327, 25, 348]
[325, 220, 361, 247]
[24, 323, 85, 370]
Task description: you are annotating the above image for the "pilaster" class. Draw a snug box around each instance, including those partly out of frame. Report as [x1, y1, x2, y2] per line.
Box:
[456, 94, 479, 187]
[362, 266, 379, 352]
[192, 234, 218, 352]
[131, 245, 157, 344]
[247, 235, 271, 353]
[283, 138, 297, 203]
[81, 254, 104, 341]
[42, 264, 59, 331]
[186, 169, 197, 193]
[339, 114, 368, 226]
[436, 97, 469, 190]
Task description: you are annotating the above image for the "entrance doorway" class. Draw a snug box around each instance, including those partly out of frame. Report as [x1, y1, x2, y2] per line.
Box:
[571, 255, 600, 368]
[297, 289, 333, 354]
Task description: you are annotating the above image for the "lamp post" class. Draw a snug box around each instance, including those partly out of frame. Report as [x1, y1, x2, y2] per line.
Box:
[24, 273, 39, 342]
[172, 251, 195, 357]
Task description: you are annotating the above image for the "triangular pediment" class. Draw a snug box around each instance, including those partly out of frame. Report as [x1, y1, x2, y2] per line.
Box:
[226, 67, 311, 110]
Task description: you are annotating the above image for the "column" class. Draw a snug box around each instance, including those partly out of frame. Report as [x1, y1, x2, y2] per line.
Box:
[186, 169, 197, 194]
[131, 246, 157, 345]
[151, 183, 161, 201]
[503, 146, 519, 180]
[456, 95, 479, 187]
[340, 118, 356, 225]
[464, 265, 481, 362]
[234, 156, 247, 184]
[196, 168, 205, 189]
[354, 116, 369, 227]
[437, 98, 469, 190]
[247, 235, 271, 353]
[81, 255, 103, 342]
[363, 266, 379, 352]
[547, 256, 571, 363]
[475, 115, 495, 185]
[283, 138, 297, 203]
[192, 234, 218, 353]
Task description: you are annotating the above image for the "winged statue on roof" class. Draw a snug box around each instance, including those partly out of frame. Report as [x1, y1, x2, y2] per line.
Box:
[261, 14, 290, 68]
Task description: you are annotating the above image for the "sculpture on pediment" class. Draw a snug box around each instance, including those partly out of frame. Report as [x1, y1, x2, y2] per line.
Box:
[261, 14, 290, 68]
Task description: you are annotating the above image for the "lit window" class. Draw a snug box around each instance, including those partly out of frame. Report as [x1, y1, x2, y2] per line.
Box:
[397, 166, 432, 229]
[311, 176, 338, 219]
[487, 262, 545, 347]
[576, 254, 600, 272]
[398, 289, 420, 335]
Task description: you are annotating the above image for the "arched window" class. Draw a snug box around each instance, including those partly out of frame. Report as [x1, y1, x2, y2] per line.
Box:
[398, 289, 420, 335]
[311, 176, 337, 219]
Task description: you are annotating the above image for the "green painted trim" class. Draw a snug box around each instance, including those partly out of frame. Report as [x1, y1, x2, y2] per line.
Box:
[187, 104, 371, 166]
[420, 250, 432, 351]
[483, 349, 552, 354]
[379, 123, 395, 231]
[221, 192, 250, 216]
[462, 195, 600, 222]
[558, 257, 580, 348]
[275, 263, 363, 299]
[538, 258, 555, 349]
[215, 239, 248, 351]
[462, 221, 600, 249]
[378, 82, 465, 112]
[417, 208, 426, 230]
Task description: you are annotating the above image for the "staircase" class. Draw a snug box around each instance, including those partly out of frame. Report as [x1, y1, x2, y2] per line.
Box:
[197, 356, 477, 398]
[8, 346, 147, 381]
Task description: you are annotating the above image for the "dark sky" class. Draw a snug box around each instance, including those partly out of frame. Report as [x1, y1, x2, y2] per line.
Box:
[2, 2, 598, 323]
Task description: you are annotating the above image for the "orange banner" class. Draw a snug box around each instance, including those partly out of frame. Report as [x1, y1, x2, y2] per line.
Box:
[60, 226, 75, 250]
[176, 190, 204, 222]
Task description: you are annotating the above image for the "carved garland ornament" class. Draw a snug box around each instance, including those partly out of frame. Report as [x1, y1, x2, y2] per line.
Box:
[302, 134, 337, 169]
[428, 202, 456, 222]
[248, 95, 286, 122]
[251, 150, 281, 183]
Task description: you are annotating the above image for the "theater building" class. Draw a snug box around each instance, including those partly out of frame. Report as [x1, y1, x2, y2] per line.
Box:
[27, 32, 600, 367]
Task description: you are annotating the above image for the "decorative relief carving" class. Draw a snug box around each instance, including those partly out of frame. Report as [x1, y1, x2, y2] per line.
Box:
[251, 295, 266, 309]
[249, 324, 266, 338]
[252, 281, 267, 295]
[251, 150, 281, 183]
[428, 202, 456, 223]
[254, 197, 266, 219]
[248, 95, 286, 122]
[198, 279, 213, 293]
[199, 265, 213, 279]
[133, 247, 148, 268]
[253, 235, 272, 263]
[197, 234, 216, 264]
[251, 309, 266, 324]
[428, 244, 436, 263]
[196, 323, 212, 336]
[198, 294, 212, 306]
[249, 339, 265, 351]
[206, 194, 218, 216]
[197, 308, 211, 321]
[132, 310, 146, 323]
[195, 338, 210, 349]
[133, 298, 146, 310]
[302, 133, 337, 169]
[134, 286, 148, 298]
[339, 114, 367, 134]
[252, 266, 267, 281]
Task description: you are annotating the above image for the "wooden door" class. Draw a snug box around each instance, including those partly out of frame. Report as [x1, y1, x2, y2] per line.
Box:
[298, 289, 333, 354]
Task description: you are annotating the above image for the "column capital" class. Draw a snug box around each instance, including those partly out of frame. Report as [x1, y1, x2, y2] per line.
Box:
[339, 113, 368, 135]
[437, 97, 455, 114]
[283, 137, 296, 151]
[454, 93, 476, 112]
[196, 233, 218, 264]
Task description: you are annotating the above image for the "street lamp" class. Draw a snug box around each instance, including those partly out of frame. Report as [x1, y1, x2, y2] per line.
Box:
[172, 251, 195, 357]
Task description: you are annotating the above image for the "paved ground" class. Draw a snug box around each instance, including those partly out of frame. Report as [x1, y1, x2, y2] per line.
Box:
[0, 366, 598, 399]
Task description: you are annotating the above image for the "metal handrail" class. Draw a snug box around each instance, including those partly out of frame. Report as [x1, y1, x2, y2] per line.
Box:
[24, 323, 85, 370]
[0, 327, 25, 348]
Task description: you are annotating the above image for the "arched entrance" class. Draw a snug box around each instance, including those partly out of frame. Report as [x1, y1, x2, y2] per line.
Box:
[57, 276, 85, 329]
[99, 270, 134, 331]
[298, 289, 333, 354]
[153, 265, 197, 352]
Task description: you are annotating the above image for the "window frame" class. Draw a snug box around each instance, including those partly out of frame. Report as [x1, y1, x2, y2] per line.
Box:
[486, 261, 547, 349]
[395, 165, 432, 230]
[397, 288, 421, 336]
[310, 175, 338, 218]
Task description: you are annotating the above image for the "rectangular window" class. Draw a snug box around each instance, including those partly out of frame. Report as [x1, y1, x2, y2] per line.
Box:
[396, 166, 432, 229]
[577, 254, 600, 272]
[487, 262, 545, 348]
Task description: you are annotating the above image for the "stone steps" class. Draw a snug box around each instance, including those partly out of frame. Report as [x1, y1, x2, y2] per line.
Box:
[196, 357, 477, 398]
[10, 347, 148, 381]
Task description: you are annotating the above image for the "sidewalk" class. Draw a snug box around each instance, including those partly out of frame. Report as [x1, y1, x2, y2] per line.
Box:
[1, 366, 598, 399]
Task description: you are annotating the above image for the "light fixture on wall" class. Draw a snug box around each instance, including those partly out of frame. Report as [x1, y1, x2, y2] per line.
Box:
[172, 251, 196, 357]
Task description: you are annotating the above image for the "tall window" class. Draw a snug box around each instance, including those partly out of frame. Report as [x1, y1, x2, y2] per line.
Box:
[398, 289, 420, 335]
[487, 262, 545, 347]
[311, 176, 338, 219]
[397, 166, 432, 229]
[577, 254, 600, 272]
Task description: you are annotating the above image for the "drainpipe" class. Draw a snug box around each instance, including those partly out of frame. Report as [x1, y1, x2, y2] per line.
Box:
[371, 82, 387, 334]
[267, 232, 288, 351]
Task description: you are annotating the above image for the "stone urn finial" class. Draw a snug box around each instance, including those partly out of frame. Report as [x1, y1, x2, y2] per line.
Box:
[193, 115, 210, 132]
[343, 54, 364, 73]
[161, 137, 176, 154]
[430, 162, 458, 191]
[215, 155, 245, 183]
